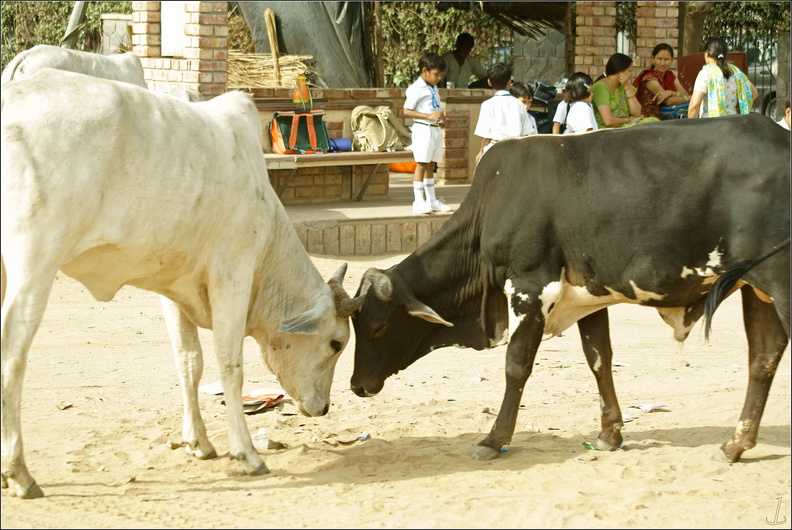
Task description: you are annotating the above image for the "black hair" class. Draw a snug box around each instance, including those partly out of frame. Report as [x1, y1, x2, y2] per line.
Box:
[605, 52, 634, 76]
[456, 33, 474, 48]
[509, 81, 533, 100]
[703, 37, 732, 79]
[419, 52, 446, 73]
[487, 63, 511, 90]
[651, 43, 675, 59]
[563, 72, 594, 104]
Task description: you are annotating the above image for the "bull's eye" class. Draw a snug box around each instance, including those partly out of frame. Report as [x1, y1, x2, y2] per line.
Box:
[372, 323, 388, 339]
[330, 340, 343, 354]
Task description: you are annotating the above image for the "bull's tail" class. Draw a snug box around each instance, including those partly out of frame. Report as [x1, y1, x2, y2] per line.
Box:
[704, 238, 791, 339]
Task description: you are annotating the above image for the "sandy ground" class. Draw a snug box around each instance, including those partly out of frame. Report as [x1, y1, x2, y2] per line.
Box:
[1, 254, 790, 529]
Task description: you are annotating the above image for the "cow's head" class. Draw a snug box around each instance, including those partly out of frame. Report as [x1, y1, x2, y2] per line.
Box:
[258, 263, 364, 417]
[350, 268, 453, 397]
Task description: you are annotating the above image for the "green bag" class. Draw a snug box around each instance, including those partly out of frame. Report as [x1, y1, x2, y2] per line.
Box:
[269, 110, 330, 154]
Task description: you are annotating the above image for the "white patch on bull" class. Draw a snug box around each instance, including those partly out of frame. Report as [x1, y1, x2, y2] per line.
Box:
[680, 246, 723, 279]
[500, 279, 526, 346]
[627, 280, 666, 302]
[591, 346, 602, 373]
[656, 307, 696, 343]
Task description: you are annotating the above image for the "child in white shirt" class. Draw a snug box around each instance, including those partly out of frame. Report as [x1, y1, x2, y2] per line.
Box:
[562, 72, 598, 135]
[404, 52, 451, 213]
[509, 81, 539, 133]
[474, 63, 536, 165]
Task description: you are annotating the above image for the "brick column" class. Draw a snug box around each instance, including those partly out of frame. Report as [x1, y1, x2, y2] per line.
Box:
[574, 1, 617, 78]
[635, 2, 680, 71]
[438, 108, 470, 184]
[132, 1, 228, 99]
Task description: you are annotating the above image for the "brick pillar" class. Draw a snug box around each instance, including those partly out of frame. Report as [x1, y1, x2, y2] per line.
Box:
[635, 2, 680, 71]
[438, 108, 470, 184]
[574, 1, 617, 78]
[132, 1, 228, 99]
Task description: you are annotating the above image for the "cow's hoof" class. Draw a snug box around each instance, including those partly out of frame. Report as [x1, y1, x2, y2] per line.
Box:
[472, 445, 500, 461]
[18, 482, 45, 499]
[251, 463, 270, 476]
[718, 441, 743, 463]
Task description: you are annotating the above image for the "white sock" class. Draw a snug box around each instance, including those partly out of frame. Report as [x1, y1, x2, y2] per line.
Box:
[424, 178, 437, 202]
[413, 181, 425, 202]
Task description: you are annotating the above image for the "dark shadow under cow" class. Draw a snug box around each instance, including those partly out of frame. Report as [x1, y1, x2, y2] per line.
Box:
[350, 113, 790, 463]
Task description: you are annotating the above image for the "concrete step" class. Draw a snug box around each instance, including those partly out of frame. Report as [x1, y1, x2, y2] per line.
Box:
[285, 173, 470, 256]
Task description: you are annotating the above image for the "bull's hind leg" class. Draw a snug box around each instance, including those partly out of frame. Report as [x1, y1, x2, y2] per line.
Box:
[1, 261, 58, 499]
[720, 286, 789, 462]
[473, 297, 544, 460]
[161, 297, 217, 461]
[577, 309, 624, 451]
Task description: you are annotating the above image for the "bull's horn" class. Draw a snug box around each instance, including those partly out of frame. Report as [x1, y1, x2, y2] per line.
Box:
[338, 295, 366, 318]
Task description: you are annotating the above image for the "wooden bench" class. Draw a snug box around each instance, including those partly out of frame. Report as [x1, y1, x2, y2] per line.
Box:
[263, 150, 415, 202]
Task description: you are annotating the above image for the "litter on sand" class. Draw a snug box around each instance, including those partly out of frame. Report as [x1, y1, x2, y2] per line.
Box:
[629, 403, 670, 413]
[198, 380, 225, 395]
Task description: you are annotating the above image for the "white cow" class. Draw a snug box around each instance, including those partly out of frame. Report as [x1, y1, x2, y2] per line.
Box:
[1, 44, 147, 87]
[0, 69, 364, 499]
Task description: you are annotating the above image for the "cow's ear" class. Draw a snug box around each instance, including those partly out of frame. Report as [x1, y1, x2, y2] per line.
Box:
[405, 298, 454, 327]
[279, 309, 321, 335]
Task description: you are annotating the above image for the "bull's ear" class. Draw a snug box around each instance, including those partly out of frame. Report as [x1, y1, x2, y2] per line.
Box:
[279, 309, 321, 335]
[405, 298, 454, 327]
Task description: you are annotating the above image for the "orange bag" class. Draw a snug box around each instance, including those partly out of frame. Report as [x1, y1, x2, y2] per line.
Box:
[389, 161, 417, 173]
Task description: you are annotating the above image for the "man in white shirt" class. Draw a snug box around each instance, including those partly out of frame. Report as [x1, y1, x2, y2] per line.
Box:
[441, 33, 487, 89]
[474, 63, 536, 164]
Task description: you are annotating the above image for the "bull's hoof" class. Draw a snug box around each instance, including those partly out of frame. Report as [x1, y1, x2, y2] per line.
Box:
[595, 437, 621, 452]
[718, 441, 743, 463]
[472, 445, 500, 461]
[195, 448, 218, 460]
[18, 482, 45, 500]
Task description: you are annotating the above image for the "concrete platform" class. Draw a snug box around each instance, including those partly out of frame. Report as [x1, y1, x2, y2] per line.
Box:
[285, 173, 471, 256]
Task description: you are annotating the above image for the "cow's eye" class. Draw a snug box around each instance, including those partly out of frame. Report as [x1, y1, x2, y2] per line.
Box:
[330, 340, 343, 354]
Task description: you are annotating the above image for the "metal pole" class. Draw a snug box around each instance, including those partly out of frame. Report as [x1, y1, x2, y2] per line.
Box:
[61, 1, 88, 49]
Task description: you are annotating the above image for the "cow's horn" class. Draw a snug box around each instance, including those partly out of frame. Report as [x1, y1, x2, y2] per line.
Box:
[329, 263, 348, 284]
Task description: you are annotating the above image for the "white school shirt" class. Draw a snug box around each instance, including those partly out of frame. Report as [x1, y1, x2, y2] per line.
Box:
[404, 77, 442, 125]
[563, 101, 598, 134]
[777, 117, 790, 130]
[553, 100, 569, 126]
[474, 91, 536, 145]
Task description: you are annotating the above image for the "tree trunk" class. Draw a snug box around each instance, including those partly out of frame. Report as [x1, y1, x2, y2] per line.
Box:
[679, 2, 714, 57]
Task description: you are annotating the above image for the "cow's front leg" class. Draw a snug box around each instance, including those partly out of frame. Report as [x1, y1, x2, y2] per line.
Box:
[577, 308, 624, 451]
[161, 297, 216, 460]
[720, 286, 788, 462]
[209, 284, 268, 476]
[473, 305, 544, 460]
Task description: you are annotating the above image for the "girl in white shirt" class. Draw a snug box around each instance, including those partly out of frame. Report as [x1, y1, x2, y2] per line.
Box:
[562, 72, 599, 135]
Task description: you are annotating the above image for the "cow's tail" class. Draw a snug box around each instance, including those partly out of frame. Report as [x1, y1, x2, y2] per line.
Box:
[704, 238, 790, 339]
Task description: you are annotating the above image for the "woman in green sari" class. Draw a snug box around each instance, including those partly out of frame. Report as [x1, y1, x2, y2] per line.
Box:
[591, 53, 660, 129]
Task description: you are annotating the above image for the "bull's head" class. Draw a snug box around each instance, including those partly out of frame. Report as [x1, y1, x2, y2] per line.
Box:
[350, 268, 452, 397]
[259, 263, 364, 417]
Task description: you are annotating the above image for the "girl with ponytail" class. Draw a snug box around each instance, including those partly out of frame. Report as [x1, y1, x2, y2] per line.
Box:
[688, 37, 758, 118]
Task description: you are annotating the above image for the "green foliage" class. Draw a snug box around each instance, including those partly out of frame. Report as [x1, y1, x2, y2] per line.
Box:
[702, 1, 790, 51]
[1, 1, 131, 70]
[379, 2, 513, 87]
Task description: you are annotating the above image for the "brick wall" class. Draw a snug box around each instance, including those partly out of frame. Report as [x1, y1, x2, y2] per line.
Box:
[575, 1, 680, 76]
[132, 1, 228, 99]
[635, 2, 680, 71]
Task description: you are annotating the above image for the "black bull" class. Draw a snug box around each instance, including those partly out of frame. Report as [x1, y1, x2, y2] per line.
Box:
[350, 113, 790, 463]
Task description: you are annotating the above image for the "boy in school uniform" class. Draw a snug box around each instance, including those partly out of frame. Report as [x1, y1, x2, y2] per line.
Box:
[474, 63, 536, 165]
[509, 81, 539, 133]
[404, 52, 452, 214]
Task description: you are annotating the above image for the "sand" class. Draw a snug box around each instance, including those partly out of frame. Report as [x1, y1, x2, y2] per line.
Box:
[1, 254, 790, 529]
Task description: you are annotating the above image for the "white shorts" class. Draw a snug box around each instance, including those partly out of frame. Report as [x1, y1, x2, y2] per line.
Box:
[410, 123, 444, 163]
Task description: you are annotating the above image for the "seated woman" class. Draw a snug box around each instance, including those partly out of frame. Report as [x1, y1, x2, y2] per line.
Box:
[633, 43, 690, 119]
[591, 53, 659, 129]
[687, 37, 757, 119]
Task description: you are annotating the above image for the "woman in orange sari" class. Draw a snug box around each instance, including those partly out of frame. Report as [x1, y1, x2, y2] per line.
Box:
[633, 43, 690, 119]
